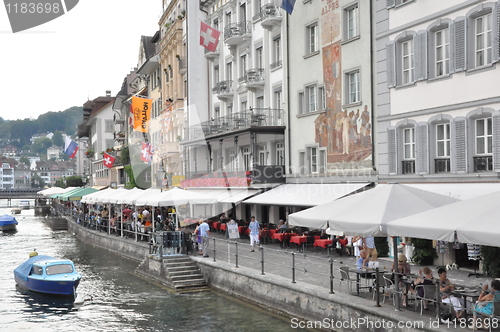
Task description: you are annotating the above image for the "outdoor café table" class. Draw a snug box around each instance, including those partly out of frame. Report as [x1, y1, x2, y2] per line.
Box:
[313, 239, 333, 249]
[272, 232, 292, 248]
[349, 268, 376, 295]
[213, 221, 221, 232]
[238, 226, 248, 236]
[289, 235, 307, 251]
[260, 229, 270, 244]
[219, 223, 227, 232]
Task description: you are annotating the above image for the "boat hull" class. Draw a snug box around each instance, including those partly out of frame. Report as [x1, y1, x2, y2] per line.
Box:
[0, 224, 17, 231]
[15, 275, 80, 296]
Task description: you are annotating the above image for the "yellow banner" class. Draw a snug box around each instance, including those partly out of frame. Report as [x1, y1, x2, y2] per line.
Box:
[131, 96, 152, 132]
[172, 175, 185, 187]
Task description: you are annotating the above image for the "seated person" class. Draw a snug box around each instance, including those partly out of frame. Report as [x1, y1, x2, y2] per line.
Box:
[438, 267, 464, 319]
[472, 279, 500, 329]
[412, 266, 435, 309]
[391, 254, 411, 275]
[356, 250, 368, 269]
[278, 219, 288, 233]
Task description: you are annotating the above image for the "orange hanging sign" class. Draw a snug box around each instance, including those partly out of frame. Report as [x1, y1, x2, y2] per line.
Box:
[131, 96, 152, 133]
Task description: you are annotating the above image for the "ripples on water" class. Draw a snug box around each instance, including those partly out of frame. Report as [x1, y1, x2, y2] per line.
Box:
[0, 200, 294, 332]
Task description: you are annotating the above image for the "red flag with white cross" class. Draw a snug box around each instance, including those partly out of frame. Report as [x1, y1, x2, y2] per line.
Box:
[103, 153, 116, 169]
[200, 21, 220, 52]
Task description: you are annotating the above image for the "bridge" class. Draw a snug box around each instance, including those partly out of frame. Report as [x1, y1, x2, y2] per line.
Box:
[0, 189, 40, 200]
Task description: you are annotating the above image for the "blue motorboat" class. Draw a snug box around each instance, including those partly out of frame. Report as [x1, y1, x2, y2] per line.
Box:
[0, 214, 18, 231]
[14, 254, 81, 296]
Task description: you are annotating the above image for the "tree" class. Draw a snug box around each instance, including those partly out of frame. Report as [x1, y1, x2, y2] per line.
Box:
[31, 174, 45, 188]
[52, 131, 64, 147]
[65, 176, 84, 187]
[32, 137, 52, 154]
[19, 156, 30, 166]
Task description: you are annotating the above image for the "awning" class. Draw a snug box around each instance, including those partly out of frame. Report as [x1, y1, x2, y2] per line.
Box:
[59, 187, 99, 201]
[92, 185, 109, 190]
[243, 183, 369, 207]
[187, 188, 261, 204]
[50, 187, 77, 199]
[404, 183, 500, 200]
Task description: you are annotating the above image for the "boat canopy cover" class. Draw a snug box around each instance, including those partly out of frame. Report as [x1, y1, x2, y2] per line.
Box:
[0, 214, 18, 226]
[14, 255, 55, 281]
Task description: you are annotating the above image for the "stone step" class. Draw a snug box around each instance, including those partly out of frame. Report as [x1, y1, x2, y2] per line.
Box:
[171, 274, 205, 281]
[173, 278, 207, 287]
[164, 261, 197, 268]
[169, 269, 201, 276]
[176, 285, 211, 293]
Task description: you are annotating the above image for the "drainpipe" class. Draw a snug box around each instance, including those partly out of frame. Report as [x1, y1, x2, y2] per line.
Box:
[285, 12, 292, 176]
[369, 0, 377, 177]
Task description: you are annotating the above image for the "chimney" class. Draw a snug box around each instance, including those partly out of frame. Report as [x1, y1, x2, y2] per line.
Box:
[106, 90, 111, 97]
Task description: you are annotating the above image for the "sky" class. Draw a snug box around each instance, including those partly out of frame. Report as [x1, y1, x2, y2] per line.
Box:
[0, 0, 161, 121]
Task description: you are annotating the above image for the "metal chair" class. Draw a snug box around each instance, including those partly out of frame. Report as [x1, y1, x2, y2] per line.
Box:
[382, 275, 397, 306]
[338, 267, 357, 293]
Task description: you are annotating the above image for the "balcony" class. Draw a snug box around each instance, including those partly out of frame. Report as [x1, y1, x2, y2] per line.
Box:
[260, 4, 282, 28]
[182, 108, 285, 142]
[401, 160, 415, 174]
[213, 80, 234, 99]
[224, 21, 251, 46]
[204, 43, 220, 59]
[239, 68, 265, 89]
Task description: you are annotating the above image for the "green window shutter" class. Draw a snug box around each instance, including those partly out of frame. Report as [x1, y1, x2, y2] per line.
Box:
[452, 17, 466, 72]
[416, 123, 429, 174]
[451, 117, 467, 173]
[494, 1, 500, 63]
[493, 112, 500, 171]
[414, 31, 428, 81]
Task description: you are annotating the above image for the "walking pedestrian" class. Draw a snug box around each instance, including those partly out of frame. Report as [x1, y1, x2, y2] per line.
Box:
[198, 219, 210, 257]
[249, 216, 260, 252]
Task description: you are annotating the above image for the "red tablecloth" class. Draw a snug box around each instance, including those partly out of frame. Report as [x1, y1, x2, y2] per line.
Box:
[238, 226, 248, 234]
[219, 223, 227, 231]
[313, 239, 333, 248]
[269, 229, 277, 237]
[271, 233, 293, 242]
[213, 221, 221, 230]
[289, 236, 307, 245]
[260, 230, 269, 238]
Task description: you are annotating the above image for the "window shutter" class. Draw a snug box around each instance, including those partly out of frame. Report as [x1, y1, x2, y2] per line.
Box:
[451, 118, 467, 173]
[414, 31, 428, 81]
[388, 127, 397, 175]
[493, 112, 500, 171]
[386, 42, 396, 88]
[416, 123, 429, 174]
[319, 149, 326, 173]
[494, 1, 500, 63]
[452, 17, 466, 72]
[387, 0, 395, 8]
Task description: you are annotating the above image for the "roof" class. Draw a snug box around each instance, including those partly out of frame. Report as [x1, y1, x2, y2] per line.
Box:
[14, 255, 57, 281]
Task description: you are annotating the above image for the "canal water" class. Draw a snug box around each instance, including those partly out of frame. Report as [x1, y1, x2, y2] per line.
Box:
[0, 200, 294, 331]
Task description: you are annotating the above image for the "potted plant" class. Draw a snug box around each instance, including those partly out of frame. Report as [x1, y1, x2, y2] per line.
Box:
[85, 149, 94, 158]
[411, 238, 437, 265]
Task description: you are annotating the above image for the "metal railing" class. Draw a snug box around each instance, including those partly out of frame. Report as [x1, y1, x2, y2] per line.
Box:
[183, 108, 285, 142]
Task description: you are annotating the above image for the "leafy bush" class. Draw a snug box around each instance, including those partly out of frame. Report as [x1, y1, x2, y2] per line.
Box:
[481, 246, 500, 277]
[411, 238, 437, 265]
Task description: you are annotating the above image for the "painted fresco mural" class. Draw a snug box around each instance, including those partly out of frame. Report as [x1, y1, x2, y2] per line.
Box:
[317, 0, 372, 170]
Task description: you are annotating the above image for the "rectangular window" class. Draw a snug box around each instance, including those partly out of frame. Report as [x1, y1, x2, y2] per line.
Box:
[274, 89, 282, 109]
[242, 147, 251, 170]
[258, 145, 267, 165]
[346, 4, 359, 39]
[273, 36, 281, 63]
[436, 123, 450, 157]
[256, 47, 263, 68]
[403, 127, 415, 159]
[402, 40, 414, 84]
[105, 120, 114, 132]
[475, 14, 492, 67]
[307, 23, 318, 54]
[318, 86, 326, 111]
[475, 118, 492, 155]
[298, 92, 305, 114]
[240, 54, 247, 76]
[306, 85, 317, 112]
[256, 96, 264, 109]
[276, 142, 284, 166]
[226, 62, 232, 80]
[435, 28, 450, 77]
[310, 147, 318, 173]
[347, 71, 360, 104]
[214, 65, 219, 85]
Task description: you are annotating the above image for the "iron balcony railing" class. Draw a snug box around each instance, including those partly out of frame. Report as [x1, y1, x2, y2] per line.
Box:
[183, 108, 285, 142]
[223, 21, 251, 41]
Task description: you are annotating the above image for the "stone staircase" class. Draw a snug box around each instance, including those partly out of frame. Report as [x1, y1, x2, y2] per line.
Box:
[162, 256, 209, 292]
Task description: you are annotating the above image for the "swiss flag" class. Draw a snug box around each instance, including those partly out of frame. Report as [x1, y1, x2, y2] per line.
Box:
[141, 142, 153, 164]
[103, 153, 116, 169]
[200, 21, 220, 52]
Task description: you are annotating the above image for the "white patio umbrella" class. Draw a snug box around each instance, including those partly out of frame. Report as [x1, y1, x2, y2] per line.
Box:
[120, 188, 161, 205]
[288, 183, 459, 236]
[81, 188, 115, 203]
[135, 187, 217, 206]
[387, 189, 500, 247]
[38, 187, 64, 196]
[93, 187, 128, 204]
[108, 187, 144, 205]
